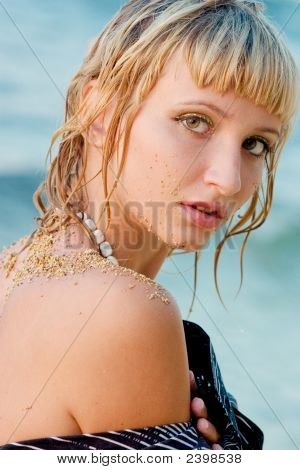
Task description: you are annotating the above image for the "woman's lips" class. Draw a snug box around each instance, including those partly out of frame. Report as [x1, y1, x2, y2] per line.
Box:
[180, 203, 225, 229]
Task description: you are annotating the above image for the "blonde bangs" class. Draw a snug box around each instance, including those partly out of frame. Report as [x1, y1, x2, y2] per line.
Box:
[182, 4, 298, 128]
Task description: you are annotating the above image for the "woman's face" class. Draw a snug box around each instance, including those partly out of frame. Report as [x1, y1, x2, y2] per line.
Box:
[106, 48, 282, 252]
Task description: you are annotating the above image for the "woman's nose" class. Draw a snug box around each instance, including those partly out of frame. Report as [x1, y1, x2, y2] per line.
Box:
[202, 144, 242, 197]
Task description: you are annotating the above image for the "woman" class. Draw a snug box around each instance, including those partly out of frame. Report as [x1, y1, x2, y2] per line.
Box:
[0, 0, 298, 450]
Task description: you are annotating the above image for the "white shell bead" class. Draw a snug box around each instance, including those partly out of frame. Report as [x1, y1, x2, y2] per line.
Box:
[106, 255, 119, 265]
[85, 218, 96, 231]
[99, 241, 113, 257]
[76, 211, 118, 265]
[94, 229, 105, 244]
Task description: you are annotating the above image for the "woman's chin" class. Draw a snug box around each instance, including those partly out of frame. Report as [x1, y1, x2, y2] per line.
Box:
[167, 236, 209, 252]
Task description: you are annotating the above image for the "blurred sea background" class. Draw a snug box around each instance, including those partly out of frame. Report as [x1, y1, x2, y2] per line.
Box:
[0, 0, 299, 450]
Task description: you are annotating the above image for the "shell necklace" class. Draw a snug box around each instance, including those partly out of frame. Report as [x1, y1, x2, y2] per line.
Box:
[76, 211, 119, 266]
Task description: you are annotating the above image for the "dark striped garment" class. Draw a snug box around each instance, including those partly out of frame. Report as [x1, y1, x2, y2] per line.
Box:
[0, 320, 264, 450]
[0, 421, 211, 450]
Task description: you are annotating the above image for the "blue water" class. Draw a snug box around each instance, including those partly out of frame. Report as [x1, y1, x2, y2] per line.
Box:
[0, 0, 299, 450]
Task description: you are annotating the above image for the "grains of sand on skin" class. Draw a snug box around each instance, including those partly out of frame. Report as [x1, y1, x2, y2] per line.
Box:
[1, 228, 171, 305]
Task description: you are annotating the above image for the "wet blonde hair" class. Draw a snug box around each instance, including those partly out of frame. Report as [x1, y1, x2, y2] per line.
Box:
[20, 0, 300, 315]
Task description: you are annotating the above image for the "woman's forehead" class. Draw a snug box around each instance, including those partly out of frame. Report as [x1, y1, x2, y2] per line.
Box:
[148, 50, 281, 129]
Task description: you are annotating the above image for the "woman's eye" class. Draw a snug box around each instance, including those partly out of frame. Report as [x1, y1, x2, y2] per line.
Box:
[175, 114, 213, 135]
[243, 137, 271, 159]
[175, 115, 272, 159]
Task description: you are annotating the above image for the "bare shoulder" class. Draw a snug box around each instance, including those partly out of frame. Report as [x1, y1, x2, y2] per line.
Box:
[0, 231, 191, 435]
[62, 262, 185, 350]
[56, 264, 190, 433]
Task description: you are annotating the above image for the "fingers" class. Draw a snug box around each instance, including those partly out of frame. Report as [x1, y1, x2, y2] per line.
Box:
[189, 370, 197, 394]
[191, 397, 221, 444]
[197, 417, 221, 443]
[212, 443, 224, 450]
[189, 371, 223, 448]
[191, 396, 208, 419]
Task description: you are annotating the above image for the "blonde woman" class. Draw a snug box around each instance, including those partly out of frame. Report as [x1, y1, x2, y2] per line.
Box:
[0, 0, 298, 450]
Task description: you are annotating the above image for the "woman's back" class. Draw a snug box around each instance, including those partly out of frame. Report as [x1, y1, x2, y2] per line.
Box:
[0, 226, 191, 446]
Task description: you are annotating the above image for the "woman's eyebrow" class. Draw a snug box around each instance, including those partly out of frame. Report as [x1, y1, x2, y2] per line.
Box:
[253, 127, 280, 138]
[177, 100, 232, 118]
[177, 101, 280, 137]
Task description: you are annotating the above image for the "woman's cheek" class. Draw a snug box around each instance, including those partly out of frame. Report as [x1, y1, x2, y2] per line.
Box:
[240, 160, 263, 199]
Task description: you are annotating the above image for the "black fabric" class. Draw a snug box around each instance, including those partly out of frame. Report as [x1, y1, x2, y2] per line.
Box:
[183, 320, 264, 450]
[0, 320, 263, 450]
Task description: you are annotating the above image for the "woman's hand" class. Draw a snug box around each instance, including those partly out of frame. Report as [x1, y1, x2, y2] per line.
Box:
[189, 370, 224, 450]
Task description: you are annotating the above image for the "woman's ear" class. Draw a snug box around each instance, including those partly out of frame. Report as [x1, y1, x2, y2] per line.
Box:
[79, 79, 105, 149]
